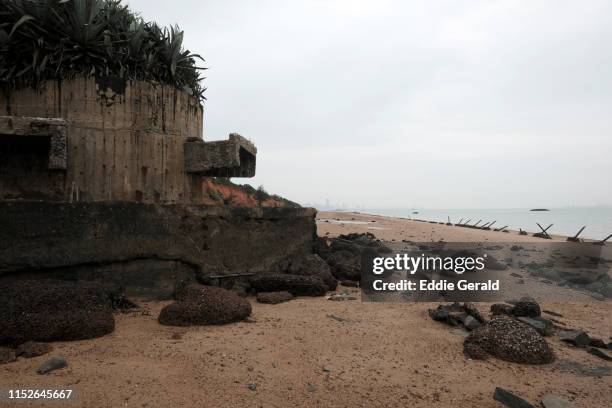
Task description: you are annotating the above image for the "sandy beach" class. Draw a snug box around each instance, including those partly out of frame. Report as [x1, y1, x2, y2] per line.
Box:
[316, 211, 594, 243]
[1, 211, 610, 408]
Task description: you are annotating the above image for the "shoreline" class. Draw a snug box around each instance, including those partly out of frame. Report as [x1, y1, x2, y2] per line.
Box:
[1, 211, 610, 408]
[316, 210, 604, 243]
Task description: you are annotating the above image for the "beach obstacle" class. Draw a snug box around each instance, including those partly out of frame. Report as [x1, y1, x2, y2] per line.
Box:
[494, 225, 509, 232]
[446, 216, 452, 226]
[518, 228, 528, 236]
[463, 219, 482, 229]
[566, 226, 586, 243]
[459, 219, 472, 227]
[533, 223, 553, 239]
[456, 218, 464, 226]
[481, 221, 496, 230]
[593, 233, 612, 246]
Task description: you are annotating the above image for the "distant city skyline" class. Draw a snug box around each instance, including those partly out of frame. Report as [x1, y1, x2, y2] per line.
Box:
[128, 0, 612, 209]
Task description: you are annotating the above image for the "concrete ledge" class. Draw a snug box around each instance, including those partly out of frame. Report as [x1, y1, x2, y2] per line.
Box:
[0, 201, 315, 297]
[185, 133, 256, 177]
[0, 116, 67, 170]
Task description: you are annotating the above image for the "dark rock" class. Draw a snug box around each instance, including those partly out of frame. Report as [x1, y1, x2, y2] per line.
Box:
[108, 291, 139, 311]
[0, 347, 17, 365]
[250, 274, 328, 296]
[510, 272, 523, 278]
[584, 281, 604, 292]
[247, 383, 257, 391]
[0, 281, 115, 346]
[464, 316, 555, 364]
[590, 292, 605, 301]
[315, 233, 391, 280]
[493, 387, 535, 408]
[491, 303, 514, 316]
[16, 341, 52, 358]
[288, 254, 337, 291]
[428, 303, 464, 326]
[589, 338, 607, 349]
[463, 302, 486, 323]
[320, 250, 361, 280]
[158, 286, 252, 326]
[429, 303, 485, 330]
[256, 291, 294, 304]
[512, 297, 541, 317]
[37, 356, 67, 374]
[517, 317, 553, 336]
[559, 330, 590, 347]
[340, 280, 359, 287]
[541, 394, 575, 408]
[588, 347, 612, 361]
[463, 315, 481, 331]
[601, 282, 612, 298]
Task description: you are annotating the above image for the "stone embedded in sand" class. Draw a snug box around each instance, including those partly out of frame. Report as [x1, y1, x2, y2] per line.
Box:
[517, 317, 553, 336]
[464, 316, 555, 364]
[256, 291, 294, 304]
[0, 347, 17, 365]
[0, 281, 115, 346]
[37, 356, 67, 375]
[17, 341, 52, 358]
[250, 274, 328, 296]
[558, 330, 590, 347]
[462, 302, 486, 323]
[512, 297, 541, 317]
[493, 387, 535, 408]
[429, 303, 485, 330]
[587, 347, 612, 361]
[288, 254, 338, 291]
[158, 285, 252, 327]
[589, 338, 606, 349]
[429, 303, 465, 326]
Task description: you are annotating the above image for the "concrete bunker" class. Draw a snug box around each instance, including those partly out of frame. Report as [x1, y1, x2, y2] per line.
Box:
[0, 77, 315, 298]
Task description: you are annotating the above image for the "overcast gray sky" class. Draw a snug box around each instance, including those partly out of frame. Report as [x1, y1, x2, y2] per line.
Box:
[127, 0, 612, 209]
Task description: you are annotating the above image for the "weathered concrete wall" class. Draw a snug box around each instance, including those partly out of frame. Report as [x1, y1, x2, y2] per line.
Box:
[185, 133, 257, 177]
[0, 77, 204, 203]
[0, 201, 316, 298]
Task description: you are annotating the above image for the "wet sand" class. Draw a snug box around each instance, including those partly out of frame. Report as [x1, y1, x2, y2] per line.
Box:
[1, 212, 611, 408]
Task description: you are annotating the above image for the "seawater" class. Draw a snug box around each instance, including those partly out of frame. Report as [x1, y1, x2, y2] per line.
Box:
[363, 207, 612, 241]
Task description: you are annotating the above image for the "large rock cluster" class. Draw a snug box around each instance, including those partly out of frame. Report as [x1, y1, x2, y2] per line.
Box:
[287, 254, 338, 291]
[159, 285, 251, 326]
[0, 281, 116, 346]
[315, 233, 392, 281]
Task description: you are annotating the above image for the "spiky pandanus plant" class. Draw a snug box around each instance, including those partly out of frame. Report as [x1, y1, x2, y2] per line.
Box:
[0, 0, 206, 101]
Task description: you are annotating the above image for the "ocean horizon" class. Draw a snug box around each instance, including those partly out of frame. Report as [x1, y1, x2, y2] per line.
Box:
[359, 207, 612, 241]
